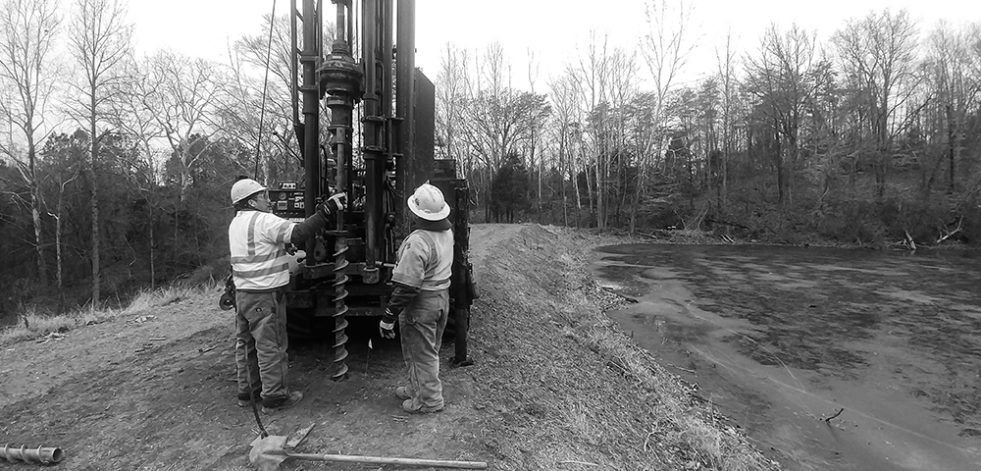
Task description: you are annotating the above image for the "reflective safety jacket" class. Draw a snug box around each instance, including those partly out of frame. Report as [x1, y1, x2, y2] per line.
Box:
[228, 211, 294, 291]
[392, 228, 453, 291]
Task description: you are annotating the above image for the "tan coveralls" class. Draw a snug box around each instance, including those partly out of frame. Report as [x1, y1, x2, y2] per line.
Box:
[391, 227, 454, 409]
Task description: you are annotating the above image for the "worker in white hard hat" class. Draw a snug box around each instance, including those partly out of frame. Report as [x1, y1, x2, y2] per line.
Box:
[379, 182, 454, 413]
[227, 177, 346, 414]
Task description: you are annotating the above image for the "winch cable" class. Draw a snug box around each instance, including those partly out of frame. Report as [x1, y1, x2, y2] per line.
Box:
[243, 0, 279, 439]
[252, 0, 278, 179]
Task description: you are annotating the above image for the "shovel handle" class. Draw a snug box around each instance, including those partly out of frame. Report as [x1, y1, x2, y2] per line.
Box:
[286, 452, 488, 469]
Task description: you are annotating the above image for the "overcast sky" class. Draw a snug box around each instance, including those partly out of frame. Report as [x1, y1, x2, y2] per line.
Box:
[127, 0, 981, 89]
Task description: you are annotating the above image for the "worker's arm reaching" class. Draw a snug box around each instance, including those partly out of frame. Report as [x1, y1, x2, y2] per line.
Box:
[288, 192, 347, 244]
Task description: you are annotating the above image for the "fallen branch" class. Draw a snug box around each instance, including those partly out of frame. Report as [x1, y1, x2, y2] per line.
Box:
[936, 217, 963, 245]
[822, 407, 844, 423]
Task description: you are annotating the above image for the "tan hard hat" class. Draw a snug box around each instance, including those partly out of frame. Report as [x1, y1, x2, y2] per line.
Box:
[230, 178, 266, 204]
[407, 183, 450, 221]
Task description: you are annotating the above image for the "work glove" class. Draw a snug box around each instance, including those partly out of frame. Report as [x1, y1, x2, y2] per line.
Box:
[379, 312, 396, 339]
[218, 275, 236, 310]
[318, 192, 347, 217]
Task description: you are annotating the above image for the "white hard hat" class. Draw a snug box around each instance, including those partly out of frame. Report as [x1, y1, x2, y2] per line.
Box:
[407, 183, 450, 221]
[230, 178, 266, 204]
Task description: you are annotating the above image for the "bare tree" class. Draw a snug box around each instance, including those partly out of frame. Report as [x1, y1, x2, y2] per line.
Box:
[435, 44, 469, 173]
[632, 0, 693, 232]
[229, 12, 330, 182]
[456, 43, 550, 220]
[745, 23, 821, 205]
[0, 0, 61, 285]
[221, 41, 293, 183]
[236, 14, 296, 97]
[833, 9, 919, 198]
[68, 0, 132, 305]
[714, 30, 738, 211]
[573, 31, 610, 230]
[527, 49, 543, 210]
[143, 51, 222, 202]
[109, 58, 165, 289]
[47, 151, 82, 295]
[606, 49, 638, 226]
[548, 72, 580, 226]
[461, 43, 510, 171]
[922, 21, 981, 196]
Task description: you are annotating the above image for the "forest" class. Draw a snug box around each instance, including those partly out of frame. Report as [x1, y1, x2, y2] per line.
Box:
[1, 0, 980, 315]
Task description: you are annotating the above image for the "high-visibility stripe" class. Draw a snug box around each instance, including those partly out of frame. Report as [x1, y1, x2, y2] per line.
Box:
[230, 248, 287, 264]
[247, 212, 260, 256]
[233, 263, 290, 278]
[275, 224, 290, 244]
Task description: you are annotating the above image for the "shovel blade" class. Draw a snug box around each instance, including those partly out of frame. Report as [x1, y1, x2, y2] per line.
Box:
[248, 435, 289, 471]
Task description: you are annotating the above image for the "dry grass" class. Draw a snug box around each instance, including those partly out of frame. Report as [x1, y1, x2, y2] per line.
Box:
[0, 282, 219, 346]
[576, 323, 775, 471]
[0, 306, 110, 345]
[474, 223, 779, 470]
[121, 283, 213, 316]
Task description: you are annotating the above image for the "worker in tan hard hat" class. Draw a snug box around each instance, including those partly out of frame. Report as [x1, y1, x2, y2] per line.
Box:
[379, 182, 454, 413]
[228, 177, 346, 414]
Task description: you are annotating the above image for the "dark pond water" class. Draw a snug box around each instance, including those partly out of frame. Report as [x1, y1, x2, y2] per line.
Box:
[590, 244, 981, 471]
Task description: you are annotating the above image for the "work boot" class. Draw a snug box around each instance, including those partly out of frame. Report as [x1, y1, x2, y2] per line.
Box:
[261, 391, 303, 414]
[395, 386, 412, 400]
[401, 399, 443, 414]
[236, 390, 262, 408]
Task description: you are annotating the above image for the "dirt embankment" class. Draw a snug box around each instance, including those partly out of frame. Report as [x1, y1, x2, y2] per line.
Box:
[0, 224, 775, 470]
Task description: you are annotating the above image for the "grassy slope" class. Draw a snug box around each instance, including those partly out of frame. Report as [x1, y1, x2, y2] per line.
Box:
[465, 224, 778, 470]
[0, 284, 216, 345]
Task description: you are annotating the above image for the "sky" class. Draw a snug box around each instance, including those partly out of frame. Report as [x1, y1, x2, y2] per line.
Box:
[127, 0, 981, 90]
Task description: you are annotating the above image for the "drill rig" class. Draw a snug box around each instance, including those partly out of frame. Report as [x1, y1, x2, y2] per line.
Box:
[267, 0, 475, 379]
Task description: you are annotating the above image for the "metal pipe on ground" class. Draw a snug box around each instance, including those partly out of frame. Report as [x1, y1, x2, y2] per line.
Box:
[1, 444, 64, 464]
[284, 451, 487, 469]
[249, 435, 487, 471]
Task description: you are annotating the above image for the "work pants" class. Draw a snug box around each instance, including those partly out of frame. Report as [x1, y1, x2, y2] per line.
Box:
[399, 289, 449, 409]
[235, 289, 290, 406]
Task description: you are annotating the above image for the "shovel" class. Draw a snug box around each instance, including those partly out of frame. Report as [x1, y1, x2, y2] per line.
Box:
[248, 428, 488, 471]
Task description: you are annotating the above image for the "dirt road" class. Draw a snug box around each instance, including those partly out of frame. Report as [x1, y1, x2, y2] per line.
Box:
[0, 224, 773, 470]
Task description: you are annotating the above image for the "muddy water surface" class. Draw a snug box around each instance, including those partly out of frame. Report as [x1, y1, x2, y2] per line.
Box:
[590, 244, 981, 471]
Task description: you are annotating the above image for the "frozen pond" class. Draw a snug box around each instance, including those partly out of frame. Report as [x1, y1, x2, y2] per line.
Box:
[591, 244, 981, 471]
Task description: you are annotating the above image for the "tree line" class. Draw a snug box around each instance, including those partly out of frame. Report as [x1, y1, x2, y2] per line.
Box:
[0, 0, 307, 315]
[436, 4, 981, 249]
[1, 0, 979, 317]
